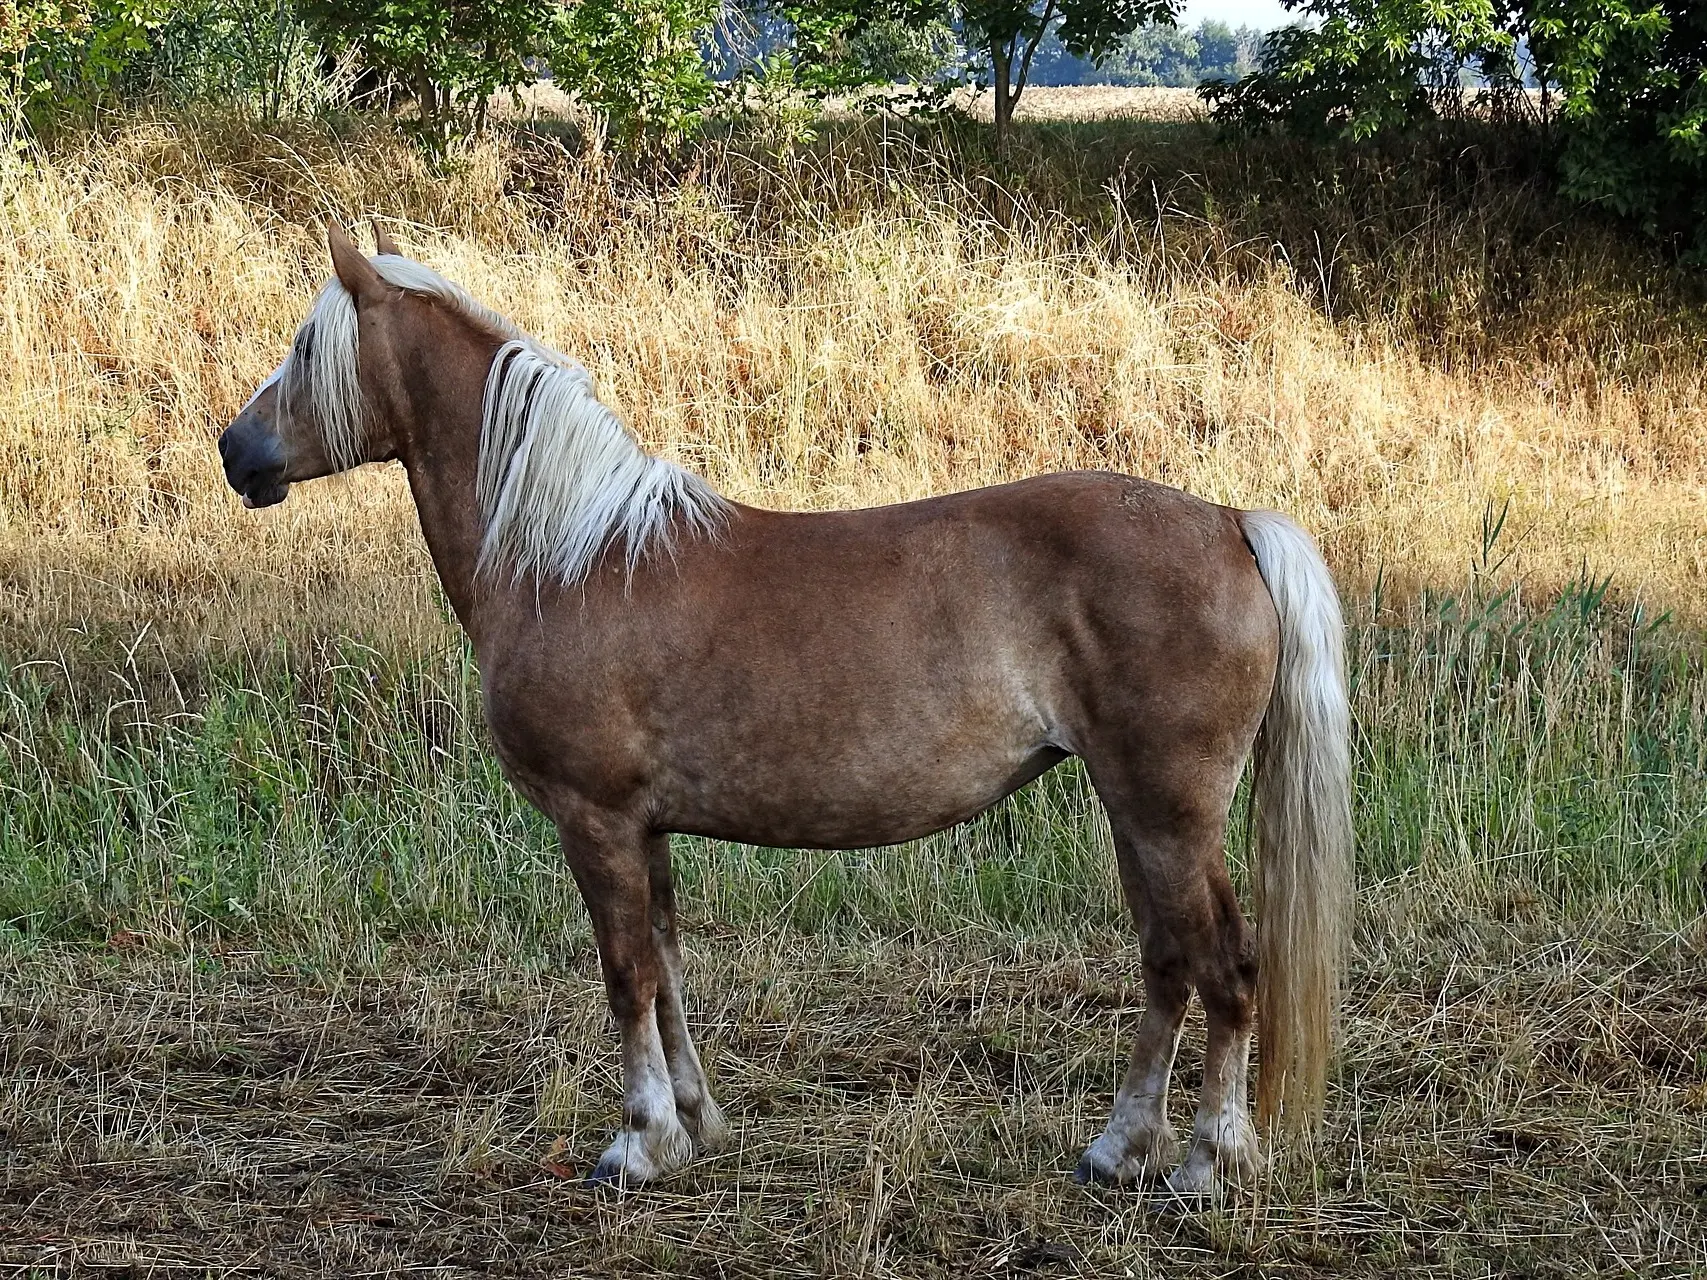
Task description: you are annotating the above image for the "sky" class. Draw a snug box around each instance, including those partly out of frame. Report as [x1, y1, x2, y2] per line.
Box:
[1176, 0, 1296, 29]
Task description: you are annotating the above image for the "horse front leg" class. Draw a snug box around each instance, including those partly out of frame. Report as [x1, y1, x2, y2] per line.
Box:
[646, 834, 728, 1153]
[560, 819, 695, 1188]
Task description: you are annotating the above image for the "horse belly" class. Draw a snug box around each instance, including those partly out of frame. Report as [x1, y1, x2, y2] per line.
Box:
[662, 701, 1062, 850]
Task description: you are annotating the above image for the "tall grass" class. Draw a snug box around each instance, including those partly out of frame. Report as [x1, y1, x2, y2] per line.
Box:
[3, 576, 1699, 954]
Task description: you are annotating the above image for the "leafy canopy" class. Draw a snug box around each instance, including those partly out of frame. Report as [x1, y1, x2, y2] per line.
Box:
[2, 0, 161, 141]
[295, 0, 557, 133]
[1206, 0, 1707, 256]
[551, 0, 719, 149]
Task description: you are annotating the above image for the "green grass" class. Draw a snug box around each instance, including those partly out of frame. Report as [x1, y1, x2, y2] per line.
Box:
[2, 576, 1700, 958]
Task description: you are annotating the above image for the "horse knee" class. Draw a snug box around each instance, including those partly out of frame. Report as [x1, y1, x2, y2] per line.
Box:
[600, 954, 659, 1024]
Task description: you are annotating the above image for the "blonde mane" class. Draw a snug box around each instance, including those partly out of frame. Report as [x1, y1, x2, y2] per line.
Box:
[278, 254, 728, 586]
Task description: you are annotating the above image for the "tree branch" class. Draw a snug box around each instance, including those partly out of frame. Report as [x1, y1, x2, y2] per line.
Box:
[1012, 0, 1059, 108]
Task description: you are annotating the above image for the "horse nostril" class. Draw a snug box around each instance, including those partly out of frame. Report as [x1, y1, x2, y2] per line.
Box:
[218, 433, 231, 460]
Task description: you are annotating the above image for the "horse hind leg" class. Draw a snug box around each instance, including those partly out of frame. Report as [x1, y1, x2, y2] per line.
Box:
[1075, 900, 1189, 1186]
[1083, 789, 1262, 1195]
[1166, 866, 1262, 1195]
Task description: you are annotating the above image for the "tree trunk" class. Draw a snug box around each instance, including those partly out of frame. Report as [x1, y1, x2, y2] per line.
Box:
[413, 65, 440, 129]
[991, 40, 1013, 158]
[1001, 0, 1055, 159]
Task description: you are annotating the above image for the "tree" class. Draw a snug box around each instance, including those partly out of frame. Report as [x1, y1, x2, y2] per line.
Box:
[551, 0, 719, 150]
[962, 0, 1173, 149]
[1203, 0, 1516, 140]
[1019, 19, 1263, 87]
[2, 0, 161, 145]
[135, 0, 344, 119]
[1103, 20, 1198, 85]
[1529, 0, 1706, 251]
[769, 0, 956, 95]
[295, 0, 557, 139]
[771, 0, 1179, 152]
[1204, 0, 1706, 255]
[1193, 18, 1251, 82]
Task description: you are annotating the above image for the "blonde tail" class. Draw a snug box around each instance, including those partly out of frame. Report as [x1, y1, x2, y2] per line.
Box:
[1240, 510, 1354, 1134]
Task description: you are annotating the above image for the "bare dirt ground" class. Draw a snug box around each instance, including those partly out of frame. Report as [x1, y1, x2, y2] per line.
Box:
[3, 919, 1703, 1278]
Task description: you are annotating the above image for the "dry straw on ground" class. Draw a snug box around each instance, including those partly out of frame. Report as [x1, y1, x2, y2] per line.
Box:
[2, 914, 1702, 1277]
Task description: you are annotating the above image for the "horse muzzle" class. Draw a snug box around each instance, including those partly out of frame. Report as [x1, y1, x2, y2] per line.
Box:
[219, 415, 290, 509]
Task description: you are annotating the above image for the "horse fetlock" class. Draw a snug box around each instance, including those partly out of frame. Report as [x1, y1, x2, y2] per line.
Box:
[680, 1093, 730, 1154]
[1165, 1116, 1262, 1196]
[588, 1116, 695, 1189]
[1075, 1121, 1177, 1186]
[1209, 1113, 1262, 1182]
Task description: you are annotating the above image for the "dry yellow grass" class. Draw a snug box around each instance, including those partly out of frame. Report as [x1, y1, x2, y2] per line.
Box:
[1, 111, 1703, 663]
[953, 84, 1208, 122]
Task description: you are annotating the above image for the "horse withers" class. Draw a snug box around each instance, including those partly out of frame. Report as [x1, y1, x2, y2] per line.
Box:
[218, 225, 1352, 1194]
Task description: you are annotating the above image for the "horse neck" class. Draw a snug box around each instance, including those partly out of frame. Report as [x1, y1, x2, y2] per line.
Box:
[387, 305, 501, 635]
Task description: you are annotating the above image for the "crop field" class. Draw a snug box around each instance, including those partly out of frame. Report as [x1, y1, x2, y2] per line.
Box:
[1, 101, 1705, 1276]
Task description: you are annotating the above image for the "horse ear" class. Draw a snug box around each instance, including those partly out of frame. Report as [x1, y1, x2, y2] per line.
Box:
[327, 221, 382, 299]
[373, 220, 401, 258]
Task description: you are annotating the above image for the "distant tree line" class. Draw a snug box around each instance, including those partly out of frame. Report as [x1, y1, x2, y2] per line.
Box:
[1024, 20, 1264, 87]
[2, 0, 1701, 254]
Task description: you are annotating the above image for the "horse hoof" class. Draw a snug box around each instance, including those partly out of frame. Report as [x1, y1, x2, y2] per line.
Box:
[1162, 1156, 1217, 1200]
[1073, 1153, 1102, 1185]
[1075, 1140, 1171, 1188]
[584, 1159, 637, 1192]
[1075, 1152, 1131, 1187]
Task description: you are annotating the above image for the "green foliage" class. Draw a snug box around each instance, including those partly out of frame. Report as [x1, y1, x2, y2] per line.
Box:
[1530, 0, 1706, 251]
[706, 0, 961, 136]
[844, 12, 958, 83]
[1094, 18, 1259, 86]
[1192, 16, 1245, 79]
[1204, 0, 1516, 141]
[1110, 22, 1204, 87]
[1207, 0, 1707, 257]
[1, 0, 162, 141]
[131, 0, 347, 118]
[294, 0, 555, 137]
[766, 0, 954, 94]
[769, 0, 1178, 147]
[961, 0, 1172, 143]
[1012, 19, 1260, 86]
[963, 0, 1166, 68]
[550, 0, 719, 150]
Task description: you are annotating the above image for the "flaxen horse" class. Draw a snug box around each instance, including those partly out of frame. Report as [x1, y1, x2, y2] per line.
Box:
[218, 225, 1352, 1193]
